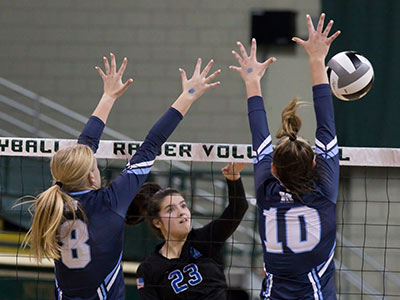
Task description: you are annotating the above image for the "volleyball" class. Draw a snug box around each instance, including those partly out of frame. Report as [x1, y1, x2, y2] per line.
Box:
[327, 51, 374, 101]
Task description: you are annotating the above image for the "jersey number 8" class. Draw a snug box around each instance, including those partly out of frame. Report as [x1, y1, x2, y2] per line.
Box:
[59, 219, 91, 269]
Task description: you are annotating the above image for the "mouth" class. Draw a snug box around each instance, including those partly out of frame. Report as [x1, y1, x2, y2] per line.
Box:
[180, 217, 189, 224]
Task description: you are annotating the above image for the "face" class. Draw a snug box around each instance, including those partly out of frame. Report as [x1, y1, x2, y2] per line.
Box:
[154, 194, 192, 241]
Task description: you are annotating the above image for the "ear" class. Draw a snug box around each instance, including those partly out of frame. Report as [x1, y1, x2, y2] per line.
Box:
[153, 218, 162, 229]
[88, 171, 96, 186]
[312, 160, 317, 168]
[271, 162, 278, 178]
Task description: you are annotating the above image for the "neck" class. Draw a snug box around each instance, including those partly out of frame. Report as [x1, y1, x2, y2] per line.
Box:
[160, 235, 187, 259]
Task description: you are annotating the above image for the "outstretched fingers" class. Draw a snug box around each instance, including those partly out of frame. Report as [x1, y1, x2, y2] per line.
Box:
[179, 68, 188, 83]
[250, 38, 257, 58]
[328, 30, 341, 44]
[237, 41, 249, 59]
[95, 66, 106, 79]
[205, 69, 221, 83]
[201, 59, 214, 78]
[117, 57, 128, 76]
[205, 80, 221, 91]
[316, 13, 325, 33]
[306, 14, 315, 34]
[291, 37, 306, 46]
[231, 50, 243, 65]
[229, 65, 241, 73]
[120, 78, 134, 94]
[103, 56, 110, 75]
[194, 58, 202, 76]
[323, 20, 334, 37]
[110, 53, 116, 74]
[262, 57, 277, 69]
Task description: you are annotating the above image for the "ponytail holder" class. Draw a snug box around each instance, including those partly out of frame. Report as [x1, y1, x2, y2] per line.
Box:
[55, 181, 63, 188]
[289, 136, 297, 142]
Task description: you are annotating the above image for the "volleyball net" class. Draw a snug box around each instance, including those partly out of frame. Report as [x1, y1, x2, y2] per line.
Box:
[0, 137, 399, 300]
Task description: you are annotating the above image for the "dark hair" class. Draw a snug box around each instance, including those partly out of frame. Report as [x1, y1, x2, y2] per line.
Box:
[274, 98, 315, 197]
[126, 182, 181, 239]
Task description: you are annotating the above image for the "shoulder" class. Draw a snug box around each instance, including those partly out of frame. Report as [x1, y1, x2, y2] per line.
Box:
[138, 254, 159, 276]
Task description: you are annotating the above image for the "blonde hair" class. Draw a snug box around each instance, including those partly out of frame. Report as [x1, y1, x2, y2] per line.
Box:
[24, 144, 95, 262]
[274, 98, 315, 196]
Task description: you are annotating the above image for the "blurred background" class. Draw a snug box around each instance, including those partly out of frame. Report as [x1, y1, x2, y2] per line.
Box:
[1, 0, 400, 299]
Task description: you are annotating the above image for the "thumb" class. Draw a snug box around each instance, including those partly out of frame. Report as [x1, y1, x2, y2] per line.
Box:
[292, 37, 306, 46]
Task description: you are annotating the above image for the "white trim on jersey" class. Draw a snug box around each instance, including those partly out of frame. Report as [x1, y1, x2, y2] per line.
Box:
[326, 136, 337, 151]
[315, 138, 325, 150]
[257, 135, 272, 155]
[97, 288, 104, 300]
[318, 252, 334, 277]
[126, 159, 155, 169]
[315, 136, 337, 151]
[107, 264, 121, 291]
[266, 273, 273, 298]
[308, 271, 320, 300]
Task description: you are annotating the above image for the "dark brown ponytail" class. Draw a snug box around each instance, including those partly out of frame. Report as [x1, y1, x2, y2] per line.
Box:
[274, 98, 315, 197]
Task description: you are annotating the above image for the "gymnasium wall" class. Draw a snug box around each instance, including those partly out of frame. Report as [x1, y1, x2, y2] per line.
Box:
[323, 0, 400, 148]
[0, 0, 320, 145]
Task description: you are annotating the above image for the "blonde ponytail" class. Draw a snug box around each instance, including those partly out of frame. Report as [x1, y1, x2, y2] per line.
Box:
[24, 186, 79, 261]
[23, 144, 95, 262]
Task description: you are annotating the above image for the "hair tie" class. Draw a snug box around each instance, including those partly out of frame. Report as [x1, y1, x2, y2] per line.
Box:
[289, 135, 297, 142]
[55, 181, 63, 188]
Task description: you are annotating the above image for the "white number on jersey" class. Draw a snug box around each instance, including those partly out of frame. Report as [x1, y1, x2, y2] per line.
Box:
[59, 219, 91, 269]
[263, 206, 321, 254]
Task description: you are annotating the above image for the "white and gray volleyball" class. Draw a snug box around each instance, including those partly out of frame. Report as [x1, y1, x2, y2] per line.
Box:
[327, 51, 374, 101]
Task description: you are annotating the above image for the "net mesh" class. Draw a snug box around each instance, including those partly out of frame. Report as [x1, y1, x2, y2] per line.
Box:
[0, 138, 399, 300]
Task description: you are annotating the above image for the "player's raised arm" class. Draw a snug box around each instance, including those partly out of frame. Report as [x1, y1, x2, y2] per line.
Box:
[195, 162, 248, 245]
[108, 58, 221, 218]
[230, 39, 276, 191]
[78, 53, 133, 153]
[293, 13, 340, 202]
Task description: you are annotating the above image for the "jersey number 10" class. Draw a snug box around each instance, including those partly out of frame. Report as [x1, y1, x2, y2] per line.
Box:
[263, 206, 321, 254]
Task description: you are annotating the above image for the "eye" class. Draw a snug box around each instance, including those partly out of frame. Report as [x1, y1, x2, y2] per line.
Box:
[167, 207, 174, 213]
[181, 203, 187, 209]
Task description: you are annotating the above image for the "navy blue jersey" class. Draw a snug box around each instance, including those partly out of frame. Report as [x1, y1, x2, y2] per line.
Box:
[54, 108, 183, 300]
[248, 84, 339, 299]
[136, 178, 248, 300]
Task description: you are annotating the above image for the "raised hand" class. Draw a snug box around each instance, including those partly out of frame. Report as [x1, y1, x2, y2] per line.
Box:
[172, 58, 221, 116]
[180, 58, 221, 103]
[222, 162, 247, 181]
[230, 39, 276, 83]
[292, 13, 341, 61]
[95, 53, 133, 99]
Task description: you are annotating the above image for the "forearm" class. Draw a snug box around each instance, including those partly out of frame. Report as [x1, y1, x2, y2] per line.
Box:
[245, 80, 262, 98]
[171, 92, 195, 116]
[207, 178, 248, 242]
[309, 58, 328, 86]
[226, 178, 248, 215]
[78, 116, 105, 153]
[92, 94, 117, 124]
[129, 107, 183, 164]
[247, 95, 271, 152]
